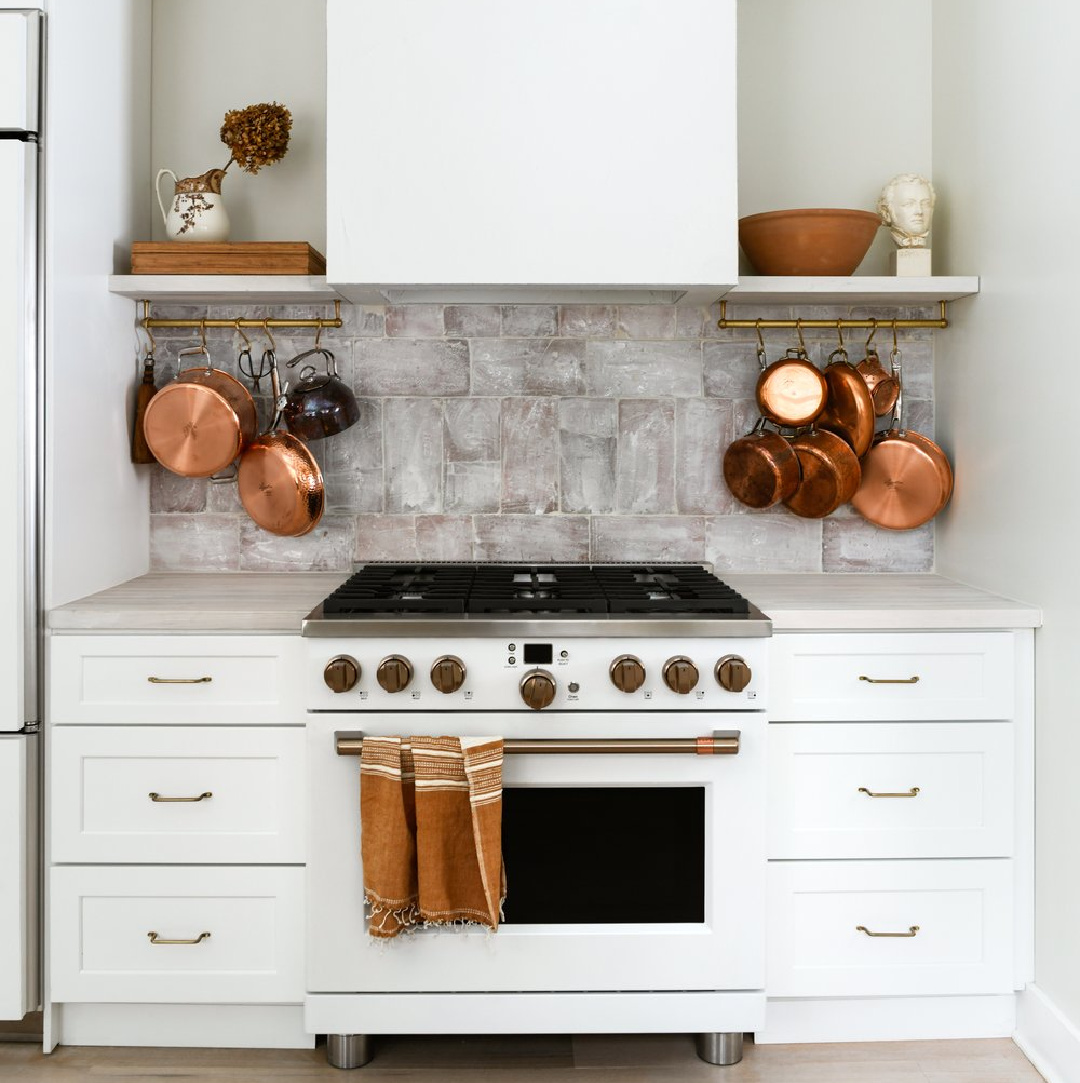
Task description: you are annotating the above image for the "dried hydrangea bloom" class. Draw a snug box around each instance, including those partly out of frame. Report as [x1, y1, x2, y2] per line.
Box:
[220, 102, 292, 174]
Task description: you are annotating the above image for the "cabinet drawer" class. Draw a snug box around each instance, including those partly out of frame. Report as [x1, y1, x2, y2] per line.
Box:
[767, 859, 1013, 997]
[50, 866, 303, 1003]
[768, 722, 1014, 859]
[770, 632, 1015, 721]
[51, 726, 305, 864]
[48, 636, 303, 724]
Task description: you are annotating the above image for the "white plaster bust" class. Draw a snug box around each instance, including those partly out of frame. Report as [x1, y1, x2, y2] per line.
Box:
[878, 173, 936, 248]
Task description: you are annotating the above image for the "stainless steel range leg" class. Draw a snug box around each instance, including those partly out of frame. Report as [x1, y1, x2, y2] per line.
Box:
[696, 1032, 744, 1066]
[326, 1034, 373, 1069]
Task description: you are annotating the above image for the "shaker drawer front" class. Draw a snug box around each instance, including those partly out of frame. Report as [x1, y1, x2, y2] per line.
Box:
[50, 866, 303, 1004]
[51, 726, 305, 864]
[768, 722, 1014, 859]
[767, 859, 1013, 998]
[48, 636, 303, 724]
[770, 632, 1015, 721]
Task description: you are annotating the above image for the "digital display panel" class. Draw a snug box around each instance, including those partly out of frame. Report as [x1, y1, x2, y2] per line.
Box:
[523, 643, 553, 664]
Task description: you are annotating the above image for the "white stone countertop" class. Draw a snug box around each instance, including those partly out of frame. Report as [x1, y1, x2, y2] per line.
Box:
[48, 571, 1042, 634]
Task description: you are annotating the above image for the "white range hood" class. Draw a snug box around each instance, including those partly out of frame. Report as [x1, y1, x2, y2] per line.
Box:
[326, 0, 737, 306]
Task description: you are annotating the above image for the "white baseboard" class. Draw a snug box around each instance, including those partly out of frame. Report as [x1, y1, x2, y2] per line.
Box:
[1014, 984, 1080, 1083]
[52, 1003, 313, 1050]
[757, 994, 1016, 1044]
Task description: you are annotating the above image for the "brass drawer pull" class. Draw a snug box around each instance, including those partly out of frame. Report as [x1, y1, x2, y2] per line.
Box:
[147, 930, 211, 945]
[858, 786, 920, 799]
[147, 676, 213, 684]
[859, 675, 920, 684]
[856, 925, 920, 938]
[148, 791, 213, 803]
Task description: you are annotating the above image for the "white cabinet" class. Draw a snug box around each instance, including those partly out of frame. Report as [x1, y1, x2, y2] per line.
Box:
[326, 0, 737, 305]
[0, 735, 36, 1020]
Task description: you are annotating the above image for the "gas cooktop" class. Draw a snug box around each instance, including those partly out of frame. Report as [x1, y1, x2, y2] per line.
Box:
[302, 563, 771, 638]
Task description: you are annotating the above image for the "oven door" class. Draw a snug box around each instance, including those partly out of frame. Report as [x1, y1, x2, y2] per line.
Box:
[306, 712, 765, 993]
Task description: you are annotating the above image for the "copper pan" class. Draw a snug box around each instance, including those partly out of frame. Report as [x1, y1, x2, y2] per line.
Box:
[817, 344, 875, 456]
[142, 343, 257, 478]
[851, 383, 953, 530]
[754, 321, 827, 427]
[855, 321, 900, 417]
[723, 417, 801, 509]
[237, 358, 325, 537]
[783, 428, 862, 518]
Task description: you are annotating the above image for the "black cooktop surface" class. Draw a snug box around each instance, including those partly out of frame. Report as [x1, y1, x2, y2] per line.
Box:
[320, 563, 752, 618]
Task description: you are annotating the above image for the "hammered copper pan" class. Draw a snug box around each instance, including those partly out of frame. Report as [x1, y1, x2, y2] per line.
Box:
[723, 418, 801, 509]
[783, 428, 862, 518]
[142, 346, 257, 478]
[817, 347, 875, 456]
[237, 361, 325, 537]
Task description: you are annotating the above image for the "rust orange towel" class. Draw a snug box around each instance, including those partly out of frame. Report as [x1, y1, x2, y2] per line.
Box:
[360, 735, 505, 939]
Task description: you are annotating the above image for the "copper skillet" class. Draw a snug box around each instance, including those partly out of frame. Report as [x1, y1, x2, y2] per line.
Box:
[755, 320, 828, 427]
[723, 417, 801, 509]
[237, 350, 325, 537]
[816, 334, 875, 457]
[142, 336, 257, 478]
[851, 352, 953, 530]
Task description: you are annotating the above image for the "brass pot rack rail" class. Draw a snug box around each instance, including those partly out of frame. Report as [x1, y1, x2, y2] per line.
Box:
[138, 299, 343, 333]
[717, 299, 948, 331]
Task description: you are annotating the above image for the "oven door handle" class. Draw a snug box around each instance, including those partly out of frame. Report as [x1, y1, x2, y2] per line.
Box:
[334, 731, 740, 756]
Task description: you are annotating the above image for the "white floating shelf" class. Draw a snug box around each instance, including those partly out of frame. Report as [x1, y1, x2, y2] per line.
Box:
[724, 276, 979, 306]
[107, 275, 347, 304]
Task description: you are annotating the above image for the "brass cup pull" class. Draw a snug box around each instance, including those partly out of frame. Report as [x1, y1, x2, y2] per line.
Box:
[856, 925, 920, 938]
[147, 931, 211, 945]
[148, 791, 213, 803]
[147, 676, 213, 684]
[859, 675, 920, 684]
[858, 786, 920, 799]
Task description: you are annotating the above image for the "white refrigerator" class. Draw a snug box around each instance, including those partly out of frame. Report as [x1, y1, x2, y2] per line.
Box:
[0, 6, 41, 1024]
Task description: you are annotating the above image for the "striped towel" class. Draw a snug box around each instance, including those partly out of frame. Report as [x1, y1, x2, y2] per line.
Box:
[360, 735, 505, 939]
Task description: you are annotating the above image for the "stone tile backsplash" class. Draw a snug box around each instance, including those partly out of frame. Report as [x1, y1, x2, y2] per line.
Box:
[148, 303, 936, 574]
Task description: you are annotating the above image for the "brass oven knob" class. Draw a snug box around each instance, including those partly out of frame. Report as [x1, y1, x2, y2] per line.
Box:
[376, 655, 413, 693]
[610, 655, 646, 693]
[662, 656, 700, 695]
[323, 655, 360, 694]
[430, 655, 466, 694]
[715, 654, 752, 693]
[520, 669, 556, 710]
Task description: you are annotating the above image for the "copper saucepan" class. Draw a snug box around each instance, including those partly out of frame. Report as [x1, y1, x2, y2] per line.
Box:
[783, 427, 862, 518]
[817, 342, 875, 457]
[855, 322, 901, 418]
[237, 354, 325, 537]
[851, 360, 953, 530]
[754, 321, 827, 428]
[142, 340, 258, 478]
[723, 417, 801, 509]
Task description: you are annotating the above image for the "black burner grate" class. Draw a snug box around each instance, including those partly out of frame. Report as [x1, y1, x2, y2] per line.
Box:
[594, 565, 751, 615]
[321, 563, 476, 614]
[466, 565, 609, 615]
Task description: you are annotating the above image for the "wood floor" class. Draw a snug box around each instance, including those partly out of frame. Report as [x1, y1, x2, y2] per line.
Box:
[0, 1034, 1047, 1082]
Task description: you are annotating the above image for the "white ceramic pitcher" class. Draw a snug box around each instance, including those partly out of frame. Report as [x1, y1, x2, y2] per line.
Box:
[155, 167, 230, 242]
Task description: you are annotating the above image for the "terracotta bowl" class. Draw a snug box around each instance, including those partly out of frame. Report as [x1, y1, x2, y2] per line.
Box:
[738, 209, 881, 276]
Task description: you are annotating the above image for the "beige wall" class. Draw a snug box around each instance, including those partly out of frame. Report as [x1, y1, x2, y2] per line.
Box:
[150, 0, 326, 248]
[933, 0, 1080, 1030]
[738, 0, 933, 275]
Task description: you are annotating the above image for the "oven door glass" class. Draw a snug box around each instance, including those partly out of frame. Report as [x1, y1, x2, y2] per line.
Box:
[306, 713, 765, 994]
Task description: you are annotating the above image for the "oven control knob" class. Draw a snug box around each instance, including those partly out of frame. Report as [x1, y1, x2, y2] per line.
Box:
[520, 669, 557, 710]
[610, 655, 646, 693]
[662, 656, 700, 695]
[376, 655, 413, 693]
[430, 655, 467, 694]
[715, 654, 752, 693]
[324, 655, 360, 694]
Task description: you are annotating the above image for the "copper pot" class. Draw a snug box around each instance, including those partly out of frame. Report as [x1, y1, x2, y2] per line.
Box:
[756, 345, 828, 428]
[856, 344, 901, 418]
[142, 345, 257, 478]
[783, 428, 862, 518]
[237, 361, 325, 537]
[723, 418, 801, 509]
[817, 347, 875, 457]
[282, 347, 360, 441]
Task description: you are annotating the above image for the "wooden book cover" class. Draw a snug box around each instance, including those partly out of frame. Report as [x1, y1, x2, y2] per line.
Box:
[130, 242, 327, 275]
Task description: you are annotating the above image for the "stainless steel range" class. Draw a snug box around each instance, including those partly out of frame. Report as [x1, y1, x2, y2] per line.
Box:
[302, 563, 771, 1071]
